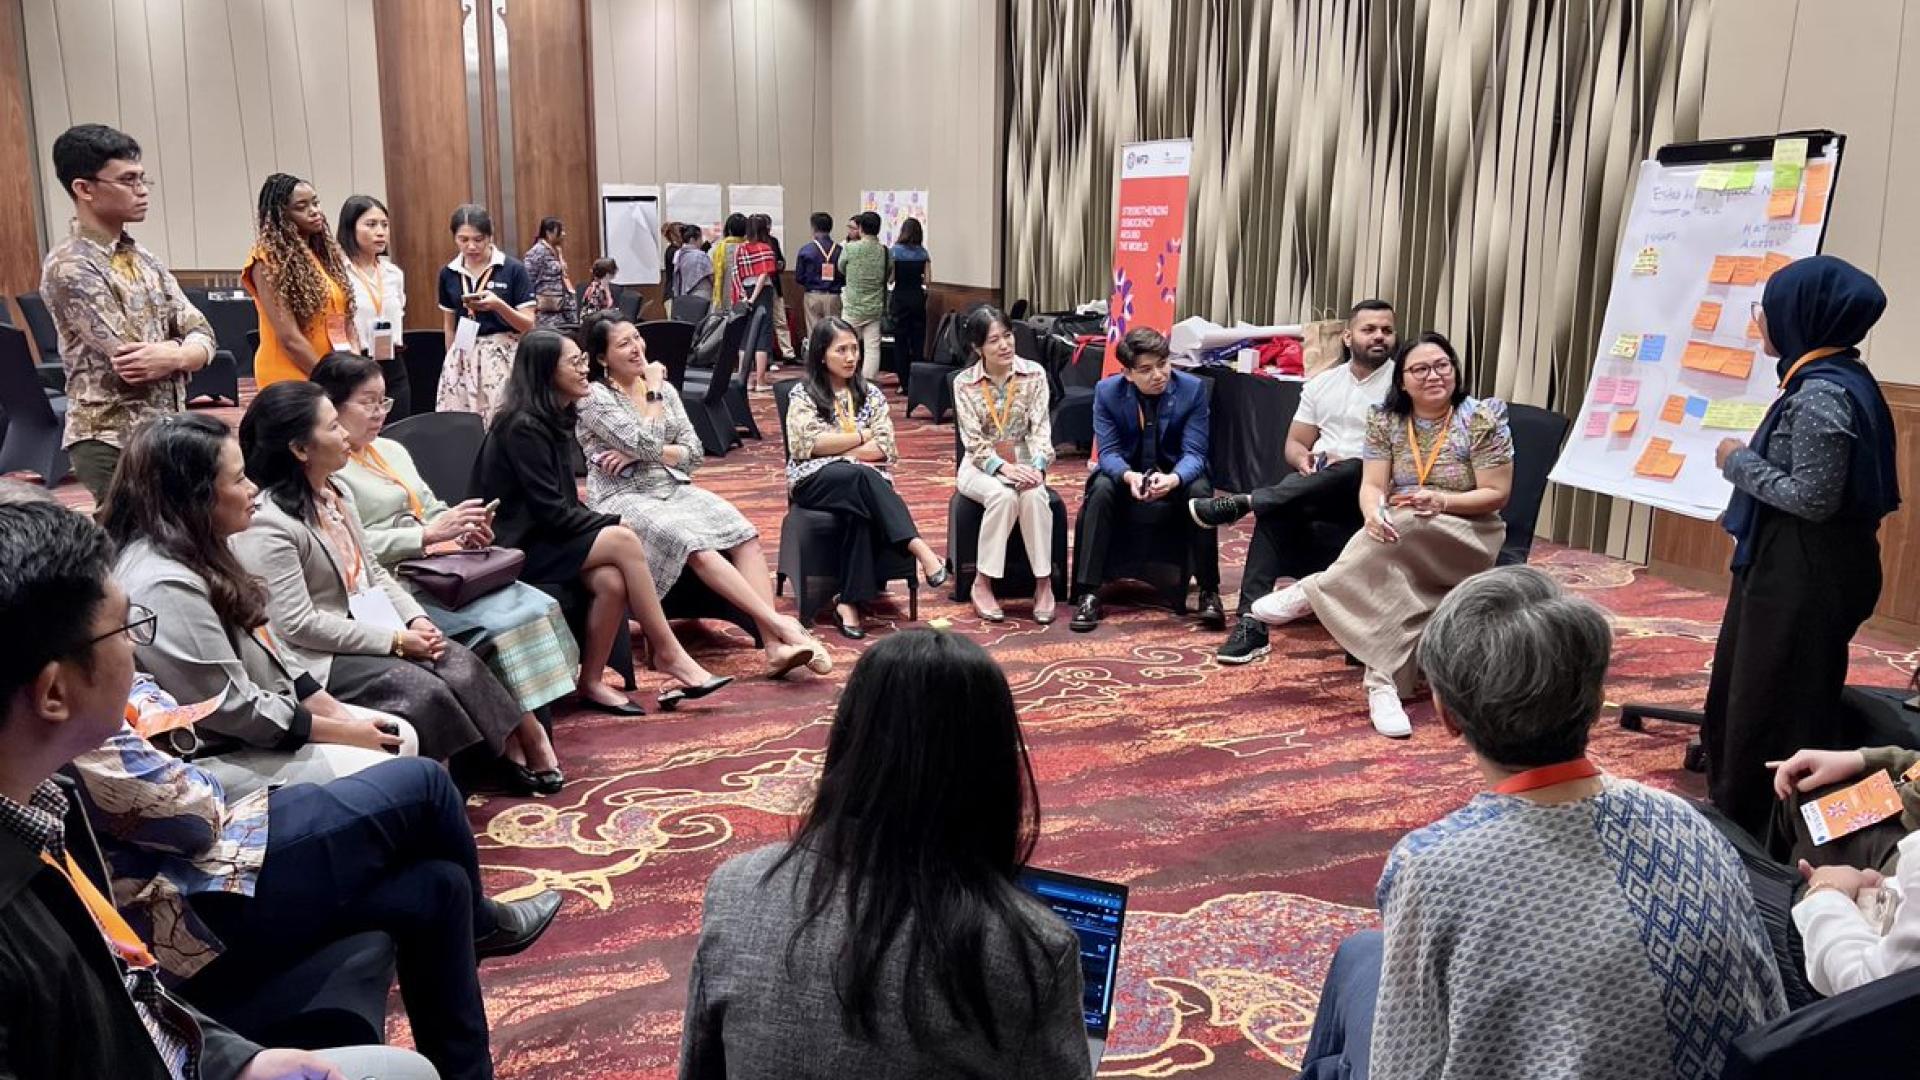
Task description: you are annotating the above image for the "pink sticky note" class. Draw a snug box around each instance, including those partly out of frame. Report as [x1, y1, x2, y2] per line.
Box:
[1594, 376, 1618, 404]
[1614, 378, 1641, 406]
[1584, 411, 1609, 438]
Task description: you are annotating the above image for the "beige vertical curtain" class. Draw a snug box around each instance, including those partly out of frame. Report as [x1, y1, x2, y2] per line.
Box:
[1005, 0, 1714, 558]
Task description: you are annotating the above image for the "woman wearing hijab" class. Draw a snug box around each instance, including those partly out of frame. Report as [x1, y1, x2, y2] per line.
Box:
[1705, 255, 1902, 839]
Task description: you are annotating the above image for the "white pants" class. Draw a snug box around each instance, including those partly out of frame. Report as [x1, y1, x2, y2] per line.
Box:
[316, 1044, 440, 1079]
[848, 317, 884, 381]
[956, 461, 1053, 580]
[198, 711, 420, 800]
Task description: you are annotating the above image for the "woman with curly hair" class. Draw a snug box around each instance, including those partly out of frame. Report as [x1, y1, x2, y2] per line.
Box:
[243, 172, 357, 389]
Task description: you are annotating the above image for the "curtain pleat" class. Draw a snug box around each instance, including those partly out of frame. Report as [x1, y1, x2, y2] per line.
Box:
[1004, 0, 1713, 557]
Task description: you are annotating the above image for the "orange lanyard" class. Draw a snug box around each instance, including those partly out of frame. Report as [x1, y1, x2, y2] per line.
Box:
[1777, 346, 1847, 388]
[349, 260, 385, 317]
[1493, 757, 1600, 794]
[40, 850, 158, 969]
[1406, 408, 1454, 487]
[352, 444, 427, 520]
[461, 260, 497, 297]
[981, 375, 1019, 438]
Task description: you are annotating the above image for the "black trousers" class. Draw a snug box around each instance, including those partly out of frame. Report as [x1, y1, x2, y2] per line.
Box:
[791, 461, 921, 605]
[1073, 470, 1220, 593]
[379, 353, 414, 420]
[891, 294, 927, 373]
[1703, 511, 1883, 840]
[1236, 459, 1365, 615]
[189, 758, 495, 1080]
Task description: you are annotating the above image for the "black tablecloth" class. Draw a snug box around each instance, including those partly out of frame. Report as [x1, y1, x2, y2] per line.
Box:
[1195, 367, 1303, 495]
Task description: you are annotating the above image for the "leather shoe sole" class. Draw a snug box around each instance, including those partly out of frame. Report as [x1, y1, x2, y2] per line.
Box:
[475, 890, 563, 961]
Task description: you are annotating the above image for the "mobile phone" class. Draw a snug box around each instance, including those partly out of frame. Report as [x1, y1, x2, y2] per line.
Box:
[375, 719, 402, 753]
[1312, 451, 1329, 471]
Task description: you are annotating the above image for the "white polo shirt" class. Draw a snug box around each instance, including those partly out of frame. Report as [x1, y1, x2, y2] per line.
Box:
[1294, 360, 1394, 459]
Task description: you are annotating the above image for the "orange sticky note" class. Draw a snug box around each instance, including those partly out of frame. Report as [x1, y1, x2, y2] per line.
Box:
[1716, 347, 1756, 379]
[1692, 301, 1722, 333]
[1660, 395, 1687, 424]
[1745, 316, 1762, 340]
[1729, 256, 1762, 287]
[1759, 252, 1793, 283]
[1611, 410, 1640, 435]
[1800, 162, 1833, 226]
[1708, 255, 1739, 284]
[1769, 186, 1798, 219]
[1651, 452, 1685, 479]
[1682, 340, 1720, 371]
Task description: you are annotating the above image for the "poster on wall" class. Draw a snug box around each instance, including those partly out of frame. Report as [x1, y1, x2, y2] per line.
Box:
[599, 184, 661, 287]
[1549, 133, 1843, 520]
[727, 185, 786, 243]
[860, 190, 929, 247]
[664, 183, 725, 243]
[1107, 140, 1193, 368]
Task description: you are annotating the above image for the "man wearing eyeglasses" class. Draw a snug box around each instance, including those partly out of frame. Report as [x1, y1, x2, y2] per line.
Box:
[0, 495, 442, 1078]
[39, 123, 216, 506]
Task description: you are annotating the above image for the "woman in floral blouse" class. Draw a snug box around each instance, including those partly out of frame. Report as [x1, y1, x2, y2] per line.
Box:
[784, 317, 947, 638]
[953, 305, 1057, 623]
[1251, 332, 1514, 739]
[522, 216, 577, 329]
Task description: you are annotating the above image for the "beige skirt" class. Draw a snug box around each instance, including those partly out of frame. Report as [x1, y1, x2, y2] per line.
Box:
[436, 331, 519, 424]
[1301, 508, 1506, 696]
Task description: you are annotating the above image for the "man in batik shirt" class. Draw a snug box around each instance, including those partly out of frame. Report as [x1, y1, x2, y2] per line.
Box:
[39, 124, 214, 503]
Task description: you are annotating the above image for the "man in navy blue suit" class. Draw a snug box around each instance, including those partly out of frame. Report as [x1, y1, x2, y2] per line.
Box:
[1070, 328, 1225, 632]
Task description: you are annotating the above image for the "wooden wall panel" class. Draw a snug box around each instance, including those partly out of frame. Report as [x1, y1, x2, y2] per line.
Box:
[374, 0, 472, 330]
[1651, 382, 1920, 639]
[0, 0, 41, 297]
[505, 0, 599, 270]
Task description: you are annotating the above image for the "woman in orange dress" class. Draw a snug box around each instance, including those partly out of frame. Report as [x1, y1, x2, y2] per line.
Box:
[243, 172, 356, 388]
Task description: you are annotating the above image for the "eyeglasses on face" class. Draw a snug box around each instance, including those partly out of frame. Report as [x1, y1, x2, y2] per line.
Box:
[90, 173, 154, 192]
[1405, 359, 1455, 381]
[354, 397, 395, 416]
[89, 603, 157, 648]
[562, 356, 592, 372]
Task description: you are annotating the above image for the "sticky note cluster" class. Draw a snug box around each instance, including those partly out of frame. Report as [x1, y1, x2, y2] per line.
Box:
[1801, 162, 1833, 226]
[1701, 400, 1769, 431]
[1681, 340, 1757, 378]
[1635, 437, 1686, 480]
[1708, 255, 1763, 286]
[1769, 138, 1808, 219]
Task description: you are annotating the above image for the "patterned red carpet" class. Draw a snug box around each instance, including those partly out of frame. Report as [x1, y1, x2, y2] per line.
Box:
[35, 383, 1918, 1078]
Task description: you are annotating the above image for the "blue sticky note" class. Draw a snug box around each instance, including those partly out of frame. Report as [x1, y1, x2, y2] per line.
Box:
[1638, 334, 1666, 362]
[1685, 396, 1709, 418]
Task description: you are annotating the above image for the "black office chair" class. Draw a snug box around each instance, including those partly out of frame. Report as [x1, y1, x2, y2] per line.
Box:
[905, 312, 963, 422]
[1495, 403, 1573, 567]
[1009, 298, 1031, 321]
[669, 293, 711, 325]
[1724, 964, 1920, 1077]
[615, 288, 642, 324]
[402, 330, 447, 412]
[771, 379, 919, 625]
[382, 412, 485, 502]
[944, 423, 1069, 604]
[681, 314, 749, 457]
[186, 349, 241, 405]
[14, 292, 65, 392]
[723, 307, 767, 441]
[1050, 334, 1105, 451]
[634, 320, 695, 390]
[0, 326, 69, 485]
[188, 288, 260, 377]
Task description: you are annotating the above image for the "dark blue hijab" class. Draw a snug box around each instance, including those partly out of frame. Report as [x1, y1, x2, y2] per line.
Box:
[1723, 255, 1900, 568]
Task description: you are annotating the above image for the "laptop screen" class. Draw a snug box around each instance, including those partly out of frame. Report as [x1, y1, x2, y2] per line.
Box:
[1017, 867, 1128, 1037]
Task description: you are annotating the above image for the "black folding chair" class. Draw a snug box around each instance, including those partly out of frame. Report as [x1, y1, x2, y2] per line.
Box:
[382, 412, 485, 503]
[14, 292, 65, 391]
[681, 316, 749, 457]
[0, 326, 69, 485]
[402, 330, 447, 413]
[635, 321, 695, 391]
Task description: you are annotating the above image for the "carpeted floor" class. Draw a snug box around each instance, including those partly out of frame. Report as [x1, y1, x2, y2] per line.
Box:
[36, 381, 1919, 1078]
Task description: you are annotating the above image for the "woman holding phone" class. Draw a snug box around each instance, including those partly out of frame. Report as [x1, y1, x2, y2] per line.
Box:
[437, 204, 536, 422]
[315, 356, 582, 754]
[338, 194, 412, 418]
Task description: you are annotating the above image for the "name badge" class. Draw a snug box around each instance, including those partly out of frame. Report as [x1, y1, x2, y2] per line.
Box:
[325, 313, 353, 352]
[451, 317, 482, 358]
[347, 587, 407, 631]
[820, 261, 835, 282]
[371, 324, 396, 361]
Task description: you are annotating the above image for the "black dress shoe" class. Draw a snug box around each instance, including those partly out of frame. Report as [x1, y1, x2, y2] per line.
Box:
[576, 694, 645, 717]
[658, 674, 736, 709]
[836, 617, 867, 640]
[532, 769, 565, 796]
[1188, 494, 1253, 528]
[924, 564, 950, 589]
[1195, 590, 1227, 630]
[1069, 594, 1103, 633]
[475, 890, 563, 961]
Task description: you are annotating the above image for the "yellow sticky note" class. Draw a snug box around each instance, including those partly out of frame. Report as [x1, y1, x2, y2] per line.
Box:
[1697, 162, 1734, 191]
[1611, 410, 1640, 435]
[1701, 400, 1769, 430]
[1725, 162, 1759, 192]
[1610, 334, 1642, 359]
[1801, 162, 1833, 226]
[1773, 137, 1807, 192]
[1630, 246, 1661, 276]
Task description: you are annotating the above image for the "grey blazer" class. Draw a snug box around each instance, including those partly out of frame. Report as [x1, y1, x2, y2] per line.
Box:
[230, 486, 426, 686]
[113, 538, 316, 755]
[679, 844, 1093, 1080]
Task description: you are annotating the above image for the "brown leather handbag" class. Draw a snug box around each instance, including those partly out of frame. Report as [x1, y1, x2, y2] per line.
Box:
[395, 546, 526, 609]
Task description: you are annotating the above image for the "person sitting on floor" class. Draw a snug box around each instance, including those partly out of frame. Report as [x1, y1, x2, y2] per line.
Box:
[75, 672, 562, 1080]
[314, 353, 580, 794]
[232, 382, 561, 794]
[478, 329, 734, 714]
[104, 412, 419, 800]
[1300, 565, 1787, 1080]
[574, 313, 829, 678]
[1070, 327, 1225, 633]
[953, 304, 1058, 624]
[678, 629, 1092, 1079]
[0, 493, 439, 1080]
[1250, 332, 1511, 738]
[782, 317, 949, 640]
[1190, 299, 1397, 664]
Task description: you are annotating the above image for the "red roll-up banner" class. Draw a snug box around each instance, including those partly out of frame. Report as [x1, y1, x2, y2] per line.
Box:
[1105, 139, 1193, 375]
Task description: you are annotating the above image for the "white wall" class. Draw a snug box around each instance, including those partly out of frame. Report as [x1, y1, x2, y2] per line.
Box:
[829, 0, 1001, 286]
[1699, 0, 1920, 384]
[22, 0, 386, 269]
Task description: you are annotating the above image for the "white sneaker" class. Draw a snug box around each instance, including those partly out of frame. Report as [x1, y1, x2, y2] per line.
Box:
[1249, 583, 1312, 627]
[1368, 687, 1412, 739]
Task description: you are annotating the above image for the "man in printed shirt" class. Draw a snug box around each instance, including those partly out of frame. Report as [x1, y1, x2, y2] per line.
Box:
[0, 491, 438, 1078]
[39, 124, 215, 503]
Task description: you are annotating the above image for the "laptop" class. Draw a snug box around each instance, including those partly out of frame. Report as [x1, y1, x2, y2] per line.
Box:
[1017, 867, 1129, 1071]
